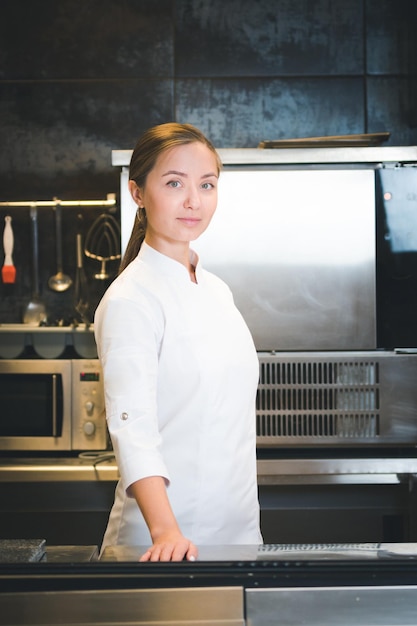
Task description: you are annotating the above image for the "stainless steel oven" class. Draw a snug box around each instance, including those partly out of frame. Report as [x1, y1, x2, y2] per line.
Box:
[0, 359, 106, 451]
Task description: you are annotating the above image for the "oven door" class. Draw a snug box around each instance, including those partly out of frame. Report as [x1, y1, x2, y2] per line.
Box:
[0, 360, 72, 451]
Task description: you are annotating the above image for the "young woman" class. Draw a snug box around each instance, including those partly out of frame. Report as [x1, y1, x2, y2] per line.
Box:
[94, 122, 262, 562]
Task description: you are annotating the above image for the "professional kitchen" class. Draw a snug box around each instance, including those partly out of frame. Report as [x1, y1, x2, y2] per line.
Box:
[1, 1, 417, 625]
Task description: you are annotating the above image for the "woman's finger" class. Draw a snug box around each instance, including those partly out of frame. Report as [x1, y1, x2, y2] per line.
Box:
[139, 548, 152, 562]
[185, 543, 198, 562]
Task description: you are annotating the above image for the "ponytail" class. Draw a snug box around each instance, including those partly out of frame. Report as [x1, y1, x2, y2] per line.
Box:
[118, 207, 147, 274]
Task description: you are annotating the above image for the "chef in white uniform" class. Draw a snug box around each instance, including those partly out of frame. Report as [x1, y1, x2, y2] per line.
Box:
[94, 123, 262, 562]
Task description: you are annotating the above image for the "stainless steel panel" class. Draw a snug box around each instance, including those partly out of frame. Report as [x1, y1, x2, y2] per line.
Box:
[257, 457, 417, 485]
[0, 456, 119, 482]
[0, 324, 97, 359]
[380, 167, 417, 253]
[101, 544, 260, 562]
[246, 585, 417, 625]
[2, 455, 415, 485]
[215, 146, 417, 166]
[112, 146, 417, 168]
[44, 545, 99, 562]
[0, 587, 244, 625]
[101, 543, 417, 563]
[256, 351, 417, 446]
[194, 168, 376, 351]
[117, 147, 417, 353]
[256, 542, 417, 560]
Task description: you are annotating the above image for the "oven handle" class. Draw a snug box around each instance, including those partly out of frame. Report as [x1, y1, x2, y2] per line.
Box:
[52, 374, 57, 438]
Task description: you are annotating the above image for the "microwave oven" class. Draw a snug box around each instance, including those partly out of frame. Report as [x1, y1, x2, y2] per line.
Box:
[0, 359, 107, 451]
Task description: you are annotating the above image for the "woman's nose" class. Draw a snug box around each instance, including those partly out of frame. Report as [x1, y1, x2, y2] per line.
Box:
[184, 185, 200, 209]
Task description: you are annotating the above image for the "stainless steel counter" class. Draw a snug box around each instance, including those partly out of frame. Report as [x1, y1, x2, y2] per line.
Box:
[100, 543, 417, 563]
[44, 545, 99, 562]
[247, 585, 417, 626]
[0, 323, 97, 359]
[257, 457, 417, 485]
[0, 455, 119, 482]
[1, 456, 417, 485]
[101, 544, 260, 562]
[5, 543, 417, 626]
[0, 585, 245, 626]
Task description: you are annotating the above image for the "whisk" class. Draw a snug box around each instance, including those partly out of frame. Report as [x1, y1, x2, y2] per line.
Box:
[84, 213, 121, 280]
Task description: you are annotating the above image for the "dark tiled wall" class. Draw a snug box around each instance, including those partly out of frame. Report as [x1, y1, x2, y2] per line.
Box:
[0, 0, 416, 324]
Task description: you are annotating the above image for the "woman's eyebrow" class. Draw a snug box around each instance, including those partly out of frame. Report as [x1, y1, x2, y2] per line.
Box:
[162, 170, 187, 177]
[162, 170, 218, 179]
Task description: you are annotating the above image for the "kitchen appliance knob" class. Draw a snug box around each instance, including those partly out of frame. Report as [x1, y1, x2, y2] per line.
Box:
[83, 421, 96, 436]
[85, 400, 94, 414]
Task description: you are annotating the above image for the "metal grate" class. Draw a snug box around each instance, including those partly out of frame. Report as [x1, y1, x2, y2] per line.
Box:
[257, 358, 380, 441]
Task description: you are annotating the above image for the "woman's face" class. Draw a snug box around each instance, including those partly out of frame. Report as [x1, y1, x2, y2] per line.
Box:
[129, 141, 219, 253]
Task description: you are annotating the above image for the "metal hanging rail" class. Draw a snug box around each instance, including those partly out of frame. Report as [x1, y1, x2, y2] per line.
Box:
[0, 193, 116, 208]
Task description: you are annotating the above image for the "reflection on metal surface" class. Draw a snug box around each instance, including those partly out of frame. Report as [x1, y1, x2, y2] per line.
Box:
[0, 324, 96, 359]
[101, 544, 259, 562]
[2, 455, 417, 485]
[0, 587, 245, 626]
[380, 167, 417, 252]
[101, 542, 417, 563]
[43, 545, 99, 562]
[112, 146, 417, 168]
[0, 457, 119, 482]
[194, 168, 376, 351]
[246, 585, 417, 626]
[257, 542, 417, 560]
[257, 457, 417, 485]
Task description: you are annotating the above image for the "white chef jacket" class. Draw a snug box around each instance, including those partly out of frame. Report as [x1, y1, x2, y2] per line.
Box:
[94, 242, 262, 549]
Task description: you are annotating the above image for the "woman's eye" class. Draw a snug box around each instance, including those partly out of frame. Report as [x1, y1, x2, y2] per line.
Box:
[168, 180, 181, 188]
[201, 182, 215, 190]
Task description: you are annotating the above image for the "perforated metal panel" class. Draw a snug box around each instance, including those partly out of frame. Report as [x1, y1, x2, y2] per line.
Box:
[256, 352, 417, 446]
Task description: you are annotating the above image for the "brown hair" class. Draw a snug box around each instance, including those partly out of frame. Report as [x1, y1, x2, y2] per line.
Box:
[119, 122, 222, 273]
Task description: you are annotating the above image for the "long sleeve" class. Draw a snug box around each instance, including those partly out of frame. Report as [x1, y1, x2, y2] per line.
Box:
[95, 287, 170, 491]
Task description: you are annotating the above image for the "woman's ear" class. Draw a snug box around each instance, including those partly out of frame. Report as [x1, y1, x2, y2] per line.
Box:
[128, 180, 144, 207]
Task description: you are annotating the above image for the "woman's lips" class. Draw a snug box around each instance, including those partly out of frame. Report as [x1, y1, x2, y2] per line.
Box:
[177, 217, 202, 226]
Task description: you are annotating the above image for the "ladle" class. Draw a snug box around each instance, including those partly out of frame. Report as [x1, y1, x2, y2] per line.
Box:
[48, 201, 72, 292]
[74, 214, 90, 327]
[23, 206, 47, 325]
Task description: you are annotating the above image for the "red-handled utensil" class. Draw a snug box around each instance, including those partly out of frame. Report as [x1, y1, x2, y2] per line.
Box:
[2, 215, 16, 284]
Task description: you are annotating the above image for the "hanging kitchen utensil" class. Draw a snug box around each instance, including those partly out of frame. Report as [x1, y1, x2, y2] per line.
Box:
[74, 214, 90, 327]
[2, 215, 16, 284]
[48, 200, 72, 292]
[23, 206, 47, 325]
[84, 213, 121, 280]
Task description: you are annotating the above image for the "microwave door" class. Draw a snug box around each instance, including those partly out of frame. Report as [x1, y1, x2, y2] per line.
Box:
[0, 361, 72, 451]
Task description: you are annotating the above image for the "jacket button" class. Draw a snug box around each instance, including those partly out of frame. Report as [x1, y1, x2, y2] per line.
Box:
[120, 412, 128, 421]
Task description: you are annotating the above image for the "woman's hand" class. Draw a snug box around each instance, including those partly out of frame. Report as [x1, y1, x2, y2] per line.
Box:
[139, 529, 198, 562]
[129, 475, 198, 562]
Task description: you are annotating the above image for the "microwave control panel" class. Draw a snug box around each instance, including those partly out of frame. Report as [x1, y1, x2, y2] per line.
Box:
[71, 359, 107, 450]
